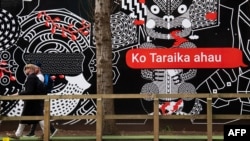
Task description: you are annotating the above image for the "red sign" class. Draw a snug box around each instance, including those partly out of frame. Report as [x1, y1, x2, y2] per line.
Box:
[126, 48, 247, 69]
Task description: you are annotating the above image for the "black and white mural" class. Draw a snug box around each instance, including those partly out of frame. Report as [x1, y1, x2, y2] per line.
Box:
[1, 0, 250, 126]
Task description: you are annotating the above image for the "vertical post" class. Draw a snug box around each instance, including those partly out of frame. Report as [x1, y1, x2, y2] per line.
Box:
[0, 97, 2, 125]
[44, 98, 50, 141]
[154, 97, 159, 141]
[96, 97, 103, 141]
[207, 97, 212, 141]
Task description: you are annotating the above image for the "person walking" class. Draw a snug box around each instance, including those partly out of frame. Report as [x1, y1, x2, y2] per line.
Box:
[25, 62, 58, 137]
[6, 64, 46, 139]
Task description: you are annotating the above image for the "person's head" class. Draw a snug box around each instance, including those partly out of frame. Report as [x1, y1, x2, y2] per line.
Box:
[34, 64, 41, 74]
[24, 64, 37, 75]
[35, 62, 42, 68]
[34, 62, 42, 74]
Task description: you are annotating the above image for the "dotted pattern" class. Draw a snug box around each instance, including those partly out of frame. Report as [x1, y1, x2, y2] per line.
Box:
[140, 82, 159, 101]
[110, 12, 138, 49]
[24, 53, 84, 75]
[189, 0, 219, 29]
[0, 9, 20, 51]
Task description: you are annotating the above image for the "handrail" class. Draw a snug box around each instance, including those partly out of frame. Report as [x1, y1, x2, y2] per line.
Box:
[1, 93, 250, 141]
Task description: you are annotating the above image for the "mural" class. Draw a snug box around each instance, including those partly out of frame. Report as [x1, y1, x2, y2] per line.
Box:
[0, 0, 96, 125]
[0, 0, 250, 127]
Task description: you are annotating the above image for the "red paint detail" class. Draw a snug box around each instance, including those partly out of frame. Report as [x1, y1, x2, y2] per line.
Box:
[126, 48, 247, 69]
[51, 27, 56, 34]
[45, 21, 50, 27]
[59, 75, 65, 79]
[205, 12, 217, 21]
[0, 61, 16, 81]
[133, 20, 145, 25]
[82, 30, 89, 36]
[37, 12, 42, 19]
[170, 30, 188, 48]
[61, 30, 67, 38]
[139, 0, 145, 3]
[53, 17, 61, 22]
[71, 34, 77, 40]
[10, 76, 16, 81]
[161, 102, 170, 115]
[0, 60, 7, 65]
[173, 99, 183, 111]
[37, 11, 90, 40]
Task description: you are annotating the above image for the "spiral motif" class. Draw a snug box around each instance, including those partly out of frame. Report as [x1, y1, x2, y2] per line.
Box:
[0, 9, 20, 51]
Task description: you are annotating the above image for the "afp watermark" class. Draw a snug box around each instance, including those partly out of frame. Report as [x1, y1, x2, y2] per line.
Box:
[224, 125, 250, 140]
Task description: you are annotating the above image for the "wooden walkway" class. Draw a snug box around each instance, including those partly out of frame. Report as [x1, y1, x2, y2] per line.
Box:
[1, 93, 250, 141]
[0, 135, 223, 141]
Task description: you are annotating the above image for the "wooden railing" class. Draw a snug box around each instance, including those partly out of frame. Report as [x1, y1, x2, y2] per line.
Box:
[1, 93, 250, 141]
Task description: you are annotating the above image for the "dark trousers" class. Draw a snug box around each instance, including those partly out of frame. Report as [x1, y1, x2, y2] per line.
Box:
[29, 122, 56, 134]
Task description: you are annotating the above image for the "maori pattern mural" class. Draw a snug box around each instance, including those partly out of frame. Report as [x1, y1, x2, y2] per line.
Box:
[0, 0, 96, 125]
[0, 0, 250, 127]
[120, 0, 250, 125]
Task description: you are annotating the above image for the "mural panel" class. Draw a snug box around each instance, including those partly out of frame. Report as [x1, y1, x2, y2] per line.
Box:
[1, 0, 250, 127]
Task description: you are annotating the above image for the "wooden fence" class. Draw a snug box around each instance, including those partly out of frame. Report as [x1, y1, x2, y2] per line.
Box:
[1, 93, 250, 141]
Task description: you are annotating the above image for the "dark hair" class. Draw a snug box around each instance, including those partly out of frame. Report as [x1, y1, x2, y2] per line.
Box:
[35, 61, 42, 68]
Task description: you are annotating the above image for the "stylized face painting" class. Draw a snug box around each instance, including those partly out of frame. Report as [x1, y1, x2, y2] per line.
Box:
[145, 0, 193, 44]
[139, 0, 200, 116]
